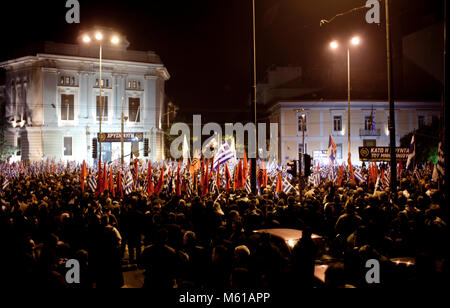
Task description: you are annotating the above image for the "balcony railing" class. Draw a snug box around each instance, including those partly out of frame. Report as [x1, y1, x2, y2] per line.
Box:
[360, 128, 381, 136]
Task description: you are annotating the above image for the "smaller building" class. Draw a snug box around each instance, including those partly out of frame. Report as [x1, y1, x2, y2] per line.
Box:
[267, 99, 441, 165]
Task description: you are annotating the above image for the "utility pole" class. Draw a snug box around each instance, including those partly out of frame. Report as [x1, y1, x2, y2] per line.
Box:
[250, 0, 257, 193]
[121, 96, 124, 167]
[386, 0, 397, 192]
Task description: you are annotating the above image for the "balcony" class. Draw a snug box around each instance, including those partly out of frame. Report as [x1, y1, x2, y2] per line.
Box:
[360, 128, 381, 136]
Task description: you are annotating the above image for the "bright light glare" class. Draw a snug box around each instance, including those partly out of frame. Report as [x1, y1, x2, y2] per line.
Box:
[287, 240, 296, 248]
[95, 32, 103, 41]
[351, 37, 360, 45]
[111, 36, 120, 44]
[82, 35, 91, 43]
[330, 41, 339, 49]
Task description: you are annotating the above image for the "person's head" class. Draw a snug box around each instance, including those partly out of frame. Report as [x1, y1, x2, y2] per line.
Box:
[155, 228, 169, 245]
[183, 231, 196, 247]
[325, 263, 346, 288]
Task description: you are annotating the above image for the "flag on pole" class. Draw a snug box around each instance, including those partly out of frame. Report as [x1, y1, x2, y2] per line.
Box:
[213, 141, 235, 171]
[182, 134, 190, 166]
[88, 173, 97, 192]
[406, 135, 415, 171]
[117, 171, 123, 198]
[327, 135, 337, 164]
[124, 171, 134, 195]
[282, 177, 295, 193]
[354, 167, 366, 184]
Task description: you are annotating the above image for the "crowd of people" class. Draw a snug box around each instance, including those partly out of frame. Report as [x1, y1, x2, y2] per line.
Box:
[0, 162, 447, 290]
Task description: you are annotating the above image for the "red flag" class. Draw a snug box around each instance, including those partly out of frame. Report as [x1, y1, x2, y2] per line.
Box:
[176, 164, 182, 196]
[117, 171, 123, 198]
[235, 160, 243, 190]
[104, 163, 109, 192]
[51, 162, 56, 174]
[154, 167, 165, 195]
[147, 162, 154, 196]
[202, 160, 210, 196]
[109, 166, 115, 197]
[276, 172, 283, 193]
[80, 160, 87, 192]
[216, 164, 221, 191]
[225, 163, 231, 192]
[243, 150, 248, 181]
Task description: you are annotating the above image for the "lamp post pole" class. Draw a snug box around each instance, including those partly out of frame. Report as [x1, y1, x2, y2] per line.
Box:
[99, 43, 103, 163]
[251, 0, 257, 193]
[347, 47, 351, 161]
[121, 96, 124, 167]
[385, 0, 397, 192]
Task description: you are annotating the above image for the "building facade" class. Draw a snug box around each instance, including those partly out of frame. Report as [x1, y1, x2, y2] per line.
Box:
[0, 36, 169, 165]
[268, 100, 441, 165]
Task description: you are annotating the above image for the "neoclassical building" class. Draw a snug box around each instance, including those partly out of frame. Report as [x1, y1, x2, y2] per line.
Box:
[0, 29, 169, 164]
[267, 99, 441, 165]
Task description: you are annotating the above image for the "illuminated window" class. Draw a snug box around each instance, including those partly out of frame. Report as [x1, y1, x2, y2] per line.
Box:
[129, 98, 141, 122]
[61, 94, 75, 121]
[64, 137, 73, 156]
[298, 115, 307, 132]
[96, 96, 108, 121]
[333, 116, 342, 131]
[365, 116, 374, 131]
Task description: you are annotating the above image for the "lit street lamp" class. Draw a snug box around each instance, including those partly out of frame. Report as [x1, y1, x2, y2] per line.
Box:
[82, 30, 120, 163]
[330, 36, 361, 161]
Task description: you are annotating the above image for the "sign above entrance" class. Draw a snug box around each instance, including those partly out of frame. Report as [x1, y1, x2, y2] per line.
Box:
[98, 132, 144, 143]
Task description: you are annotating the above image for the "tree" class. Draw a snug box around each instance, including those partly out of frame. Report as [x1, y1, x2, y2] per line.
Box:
[0, 122, 17, 161]
[400, 119, 441, 164]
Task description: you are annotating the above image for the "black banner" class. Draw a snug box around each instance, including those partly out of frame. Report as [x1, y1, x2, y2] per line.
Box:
[359, 147, 409, 162]
[98, 132, 144, 143]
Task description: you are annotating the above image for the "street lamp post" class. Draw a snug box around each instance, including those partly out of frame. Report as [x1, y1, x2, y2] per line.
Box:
[82, 31, 120, 163]
[330, 37, 360, 161]
[250, 0, 258, 193]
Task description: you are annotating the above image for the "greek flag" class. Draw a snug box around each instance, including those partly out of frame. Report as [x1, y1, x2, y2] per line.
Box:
[124, 171, 134, 195]
[308, 172, 320, 186]
[2, 177, 10, 190]
[88, 173, 97, 192]
[245, 177, 252, 194]
[213, 142, 235, 171]
[327, 135, 337, 163]
[282, 178, 295, 194]
[406, 135, 415, 171]
[382, 167, 390, 189]
[354, 168, 366, 184]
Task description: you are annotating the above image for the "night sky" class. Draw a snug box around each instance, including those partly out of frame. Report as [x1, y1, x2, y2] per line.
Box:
[0, 0, 444, 123]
